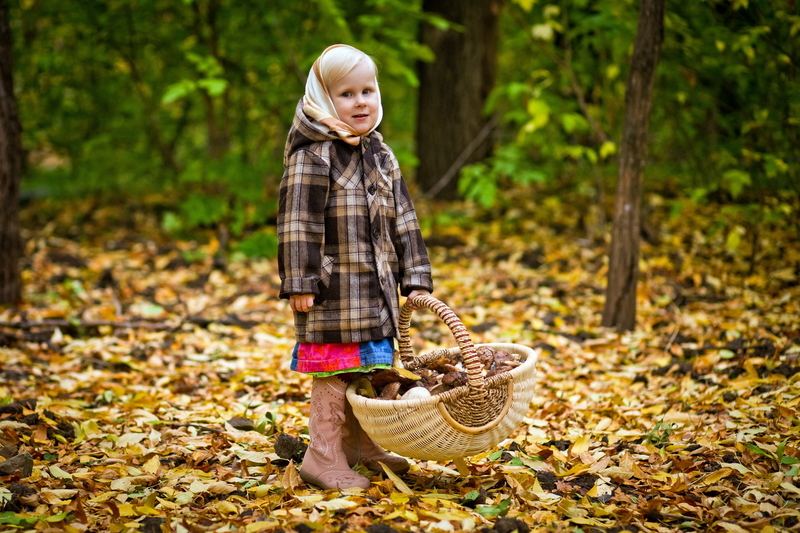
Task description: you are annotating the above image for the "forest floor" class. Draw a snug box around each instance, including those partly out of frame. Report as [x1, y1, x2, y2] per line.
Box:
[0, 194, 798, 533]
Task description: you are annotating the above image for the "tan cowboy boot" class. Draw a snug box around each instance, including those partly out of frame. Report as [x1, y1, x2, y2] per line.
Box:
[299, 377, 372, 490]
[343, 400, 411, 475]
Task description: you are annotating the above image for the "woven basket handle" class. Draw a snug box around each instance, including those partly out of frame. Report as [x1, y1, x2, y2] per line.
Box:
[398, 295, 485, 392]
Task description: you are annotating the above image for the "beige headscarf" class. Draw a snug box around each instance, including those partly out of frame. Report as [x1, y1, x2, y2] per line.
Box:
[303, 44, 383, 146]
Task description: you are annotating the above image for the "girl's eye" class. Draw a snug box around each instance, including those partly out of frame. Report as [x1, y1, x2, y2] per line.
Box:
[342, 91, 352, 97]
[362, 89, 371, 95]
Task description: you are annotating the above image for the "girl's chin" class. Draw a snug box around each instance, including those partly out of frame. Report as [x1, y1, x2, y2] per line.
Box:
[349, 120, 374, 134]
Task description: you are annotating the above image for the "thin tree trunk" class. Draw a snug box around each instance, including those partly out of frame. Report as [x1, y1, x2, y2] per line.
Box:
[0, 0, 23, 305]
[416, 0, 500, 200]
[601, 0, 666, 332]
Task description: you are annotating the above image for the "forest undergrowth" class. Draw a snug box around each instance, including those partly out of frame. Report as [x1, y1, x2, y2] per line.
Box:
[0, 193, 798, 533]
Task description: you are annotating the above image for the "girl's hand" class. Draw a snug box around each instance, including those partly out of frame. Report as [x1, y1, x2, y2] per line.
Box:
[406, 290, 430, 310]
[290, 294, 315, 313]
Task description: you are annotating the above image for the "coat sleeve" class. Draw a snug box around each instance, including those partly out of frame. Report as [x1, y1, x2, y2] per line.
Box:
[389, 154, 434, 296]
[277, 148, 330, 299]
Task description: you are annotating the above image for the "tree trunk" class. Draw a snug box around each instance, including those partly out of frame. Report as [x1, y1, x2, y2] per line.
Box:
[601, 0, 666, 332]
[416, 0, 500, 200]
[0, 0, 23, 306]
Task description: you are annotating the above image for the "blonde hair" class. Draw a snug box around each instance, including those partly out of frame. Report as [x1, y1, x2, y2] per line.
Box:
[315, 45, 378, 89]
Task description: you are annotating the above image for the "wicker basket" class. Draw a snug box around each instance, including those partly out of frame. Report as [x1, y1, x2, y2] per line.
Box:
[346, 295, 538, 462]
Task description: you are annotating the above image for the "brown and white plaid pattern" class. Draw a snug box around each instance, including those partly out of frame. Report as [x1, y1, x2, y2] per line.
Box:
[278, 100, 433, 344]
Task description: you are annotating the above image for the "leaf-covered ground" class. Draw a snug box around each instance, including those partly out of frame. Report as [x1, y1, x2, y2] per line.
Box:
[1, 195, 798, 533]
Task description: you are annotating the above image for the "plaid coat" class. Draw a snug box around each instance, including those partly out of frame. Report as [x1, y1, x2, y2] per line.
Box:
[278, 100, 433, 344]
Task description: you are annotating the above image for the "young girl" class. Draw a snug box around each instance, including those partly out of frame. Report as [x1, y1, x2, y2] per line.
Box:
[278, 44, 433, 490]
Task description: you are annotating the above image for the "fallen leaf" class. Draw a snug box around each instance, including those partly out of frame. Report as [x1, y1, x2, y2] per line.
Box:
[380, 462, 413, 495]
[282, 460, 302, 493]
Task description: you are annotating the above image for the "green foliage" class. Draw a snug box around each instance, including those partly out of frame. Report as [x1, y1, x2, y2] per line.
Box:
[458, 0, 635, 206]
[462, 0, 798, 208]
[475, 497, 511, 518]
[14, 0, 441, 242]
[745, 439, 800, 473]
[14, 0, 798, 230]
[0, 511, 70, 527]
[654, 0, 798, 199]
[235, 228, 279, 260]
[645, 420, 674, 446]
[459, 145, 546, 207]
[254, 412, 279, 436]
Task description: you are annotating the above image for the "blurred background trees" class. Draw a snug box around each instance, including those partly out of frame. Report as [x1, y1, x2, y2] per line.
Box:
[14, 0, 443, 255]
[8, 0, 799, 321]
[15, 0, 797, 210]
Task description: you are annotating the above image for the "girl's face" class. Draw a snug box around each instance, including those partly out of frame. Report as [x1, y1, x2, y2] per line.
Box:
[328, 60, 380, 135]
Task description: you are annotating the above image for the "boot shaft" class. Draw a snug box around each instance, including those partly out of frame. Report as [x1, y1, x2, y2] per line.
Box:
[300, 376, 371, 490]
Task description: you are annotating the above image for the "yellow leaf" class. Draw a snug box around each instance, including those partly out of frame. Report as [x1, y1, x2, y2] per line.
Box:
[780, 482, 800, 497]
[662, 411, 699, 425]
[513, 0, 535, 12]
[156, 497, 180, 510]
[593, 417, 613, 432]
[235, 449, 270, 464]
[716, 522, 749, 533]
[571, 517, 606, 526]
[380, 462, 413, 495]
[558, 463, 591, 477]
[586, 478, 613, 500]
[207, 481, 237, 495]
[217, 500, 240, 519]
[618, 452, 648, 480]
[39, 489, 78, 504]
[142, 455, 161, 475]
[134, 505, 162, 516]
[282, 460, 302, 493]
[642, 404, 666, 416]
[88, 491, 119, 504]
[384, 507, 419, 521]
[743, 359, 761, 380]
[246, 522, 282, 533]
[504, 474, 525, 493]
[49, 465, 73, 480]
[315, 498, 358, 511]
[418, 508, 473, 521]
[570, 434, 591, 456]
[771, 267, 796, 282]
[390, 493, 410, 504]
[699, 467, 733, 486]
[110, 475, 157, 492]
[355, 377, 377, 398]
[650, 471, 675, 482]
[189, 480, 211, 493]
[115, 433, 147, 449]
[395, 368, 421, 381]
[599, 141, 617, 159]
[118, 503, 136, 517]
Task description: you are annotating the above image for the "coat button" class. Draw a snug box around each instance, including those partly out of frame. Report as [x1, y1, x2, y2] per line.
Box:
[368, 184, 377, 194]
[372, 228, 381, 239]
